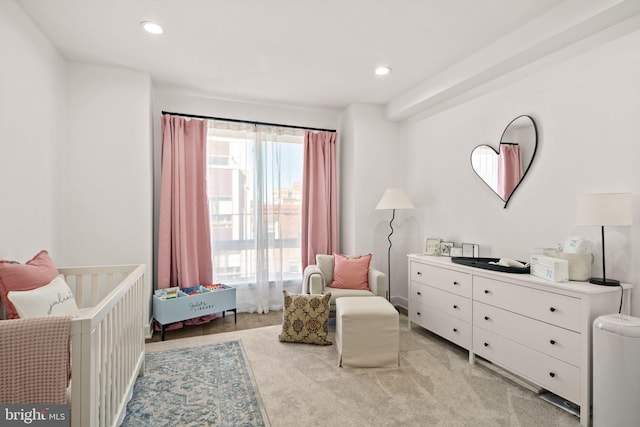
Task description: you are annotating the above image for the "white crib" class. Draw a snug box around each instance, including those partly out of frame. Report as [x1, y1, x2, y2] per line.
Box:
[0, 264, 146, 426]
[1, 264, 146, 426]
[56, 264, 146, 427]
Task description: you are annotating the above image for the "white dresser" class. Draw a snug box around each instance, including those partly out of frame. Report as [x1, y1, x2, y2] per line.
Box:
[407, 255, 632, 427]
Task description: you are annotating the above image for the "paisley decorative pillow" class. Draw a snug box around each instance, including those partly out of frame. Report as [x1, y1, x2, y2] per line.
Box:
[279, 290, 332, 345]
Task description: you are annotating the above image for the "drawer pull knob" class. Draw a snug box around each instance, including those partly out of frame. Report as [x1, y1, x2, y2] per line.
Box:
[549, 307, 556, 312]
[453, 281, 460, 285]
[417, 291, 422, 296]
[416, 312, 421, 316]
[550, 340, 556, 345]
[453, 328, 458, 332]
[484, 316, 490, 321]
[549, 372, 556, 378]
[417, 271, 423, 275]
[484, 342, 489, 347]
[453, 305, 458, 309]
[484, 289, 490, 294]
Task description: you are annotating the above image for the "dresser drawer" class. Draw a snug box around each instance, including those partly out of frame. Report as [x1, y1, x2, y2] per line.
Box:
[410, 301, 471, 350]
[410, 262, 471, 298]
[473, 327, 580, 403]
[411, 282, 472, 323]
[473, 301, 581, 366]
[473, 276, 581, 332]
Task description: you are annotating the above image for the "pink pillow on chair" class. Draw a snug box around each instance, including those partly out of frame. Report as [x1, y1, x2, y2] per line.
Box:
[0, 250, 59, 319]
[328, 253, 371, 290]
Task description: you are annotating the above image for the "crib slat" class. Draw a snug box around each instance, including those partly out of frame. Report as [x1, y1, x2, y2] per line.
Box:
[109, 307, 115, 427]
[107, 312, 112, 427]
[75, 276, 84, 309]
[91, 274, 100, 306]
[88, 319, 100, 427]
[109, 307, 116, 427]
[106, 273, 115, 293]
[116, 300, 123, 417]
[102, 314, 107, 427]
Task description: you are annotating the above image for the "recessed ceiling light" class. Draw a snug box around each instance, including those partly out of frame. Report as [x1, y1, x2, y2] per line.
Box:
[141, 21, 163, 35]
[374, 66, 392, 76]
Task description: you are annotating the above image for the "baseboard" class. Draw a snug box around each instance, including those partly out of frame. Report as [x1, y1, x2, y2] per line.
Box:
[145, 319, 153, 340]
[391, 296, 408, 311]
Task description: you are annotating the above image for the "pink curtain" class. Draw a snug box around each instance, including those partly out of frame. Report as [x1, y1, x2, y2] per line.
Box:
[157, 115, 213, 289]
[497, 144, 522, 201]
[302, 131, 338, 269]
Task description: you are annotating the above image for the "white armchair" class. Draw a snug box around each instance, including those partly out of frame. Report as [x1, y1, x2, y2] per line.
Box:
[302, 254, 387, 310]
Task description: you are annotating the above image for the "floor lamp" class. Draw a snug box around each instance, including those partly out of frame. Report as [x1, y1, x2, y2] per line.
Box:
[576, 193, 633, 286]
[376, 188, 415, 303]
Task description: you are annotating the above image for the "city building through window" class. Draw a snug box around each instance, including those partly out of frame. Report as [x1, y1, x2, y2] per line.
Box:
[207, 120, 304, 311]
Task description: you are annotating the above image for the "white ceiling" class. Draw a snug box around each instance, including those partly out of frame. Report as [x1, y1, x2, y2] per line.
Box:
[15, 0, 640, 118]
[16, 0, 569, 111]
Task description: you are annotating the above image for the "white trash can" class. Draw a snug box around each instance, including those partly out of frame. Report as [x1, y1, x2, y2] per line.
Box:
[593, 314, 640, 427]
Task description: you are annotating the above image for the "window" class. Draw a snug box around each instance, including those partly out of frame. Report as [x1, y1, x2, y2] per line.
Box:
[206, 121, 304, 292]
[471, 146, 499, 193]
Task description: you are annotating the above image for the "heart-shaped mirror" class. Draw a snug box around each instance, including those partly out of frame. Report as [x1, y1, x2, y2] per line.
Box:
[471, 115, 538, 208]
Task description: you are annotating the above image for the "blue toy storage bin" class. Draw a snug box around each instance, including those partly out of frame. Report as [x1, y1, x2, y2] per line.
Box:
[153, 285, 236, 340]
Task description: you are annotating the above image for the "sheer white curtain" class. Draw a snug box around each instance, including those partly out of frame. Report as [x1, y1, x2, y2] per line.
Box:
[207, 120, 304, 313]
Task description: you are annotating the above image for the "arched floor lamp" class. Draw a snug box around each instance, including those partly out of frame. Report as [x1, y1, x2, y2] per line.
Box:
[376, 188, 415, 303]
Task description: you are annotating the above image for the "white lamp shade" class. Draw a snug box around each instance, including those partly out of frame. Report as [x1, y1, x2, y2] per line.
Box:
[576, 193, 633, 226]
[376, 188, 415, 210]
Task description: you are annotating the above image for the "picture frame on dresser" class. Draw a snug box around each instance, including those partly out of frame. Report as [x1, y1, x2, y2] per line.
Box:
[461, 243, 479, 257]
[440, 241, 453, 256]
[424, 237, 441, 256]
[450, 247, 463, 257]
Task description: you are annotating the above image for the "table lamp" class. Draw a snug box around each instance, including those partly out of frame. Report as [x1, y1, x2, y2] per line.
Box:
[576, 193, 633, 286]
[376, 188, 414, 302]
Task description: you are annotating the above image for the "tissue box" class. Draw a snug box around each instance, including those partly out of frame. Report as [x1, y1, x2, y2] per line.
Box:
[530, 255, 569, 282]
[543, 250, 593, 281]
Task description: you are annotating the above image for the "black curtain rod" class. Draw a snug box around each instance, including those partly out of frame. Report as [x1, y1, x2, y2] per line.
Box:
[161, 111, 336, 133]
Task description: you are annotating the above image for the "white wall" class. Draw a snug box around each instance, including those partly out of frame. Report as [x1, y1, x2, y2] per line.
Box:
[338, 106, 356, 254]
[0, 0, 66, 261]
[62, 63, 153, 326]
[1, 3, 154, 329]
[399, 29, 640, 315]
[61, 63, 152, 266]
[338, 104, 408, 304]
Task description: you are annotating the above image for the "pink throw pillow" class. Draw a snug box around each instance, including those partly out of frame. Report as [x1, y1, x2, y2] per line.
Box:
[0, 250, 59, 319]
[328, 253, 371, 290]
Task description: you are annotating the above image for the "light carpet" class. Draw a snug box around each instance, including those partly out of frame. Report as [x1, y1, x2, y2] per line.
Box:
[146, 318, 580, 427]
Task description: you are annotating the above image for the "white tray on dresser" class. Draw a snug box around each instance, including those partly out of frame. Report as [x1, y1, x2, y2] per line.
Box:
[407, 254, 632, 427]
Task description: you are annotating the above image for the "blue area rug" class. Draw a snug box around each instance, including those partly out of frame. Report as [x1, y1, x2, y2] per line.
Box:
[122, 340, 268, 427]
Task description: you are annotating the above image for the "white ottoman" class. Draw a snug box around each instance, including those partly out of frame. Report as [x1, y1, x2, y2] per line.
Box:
[335, 296, 399, 368]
